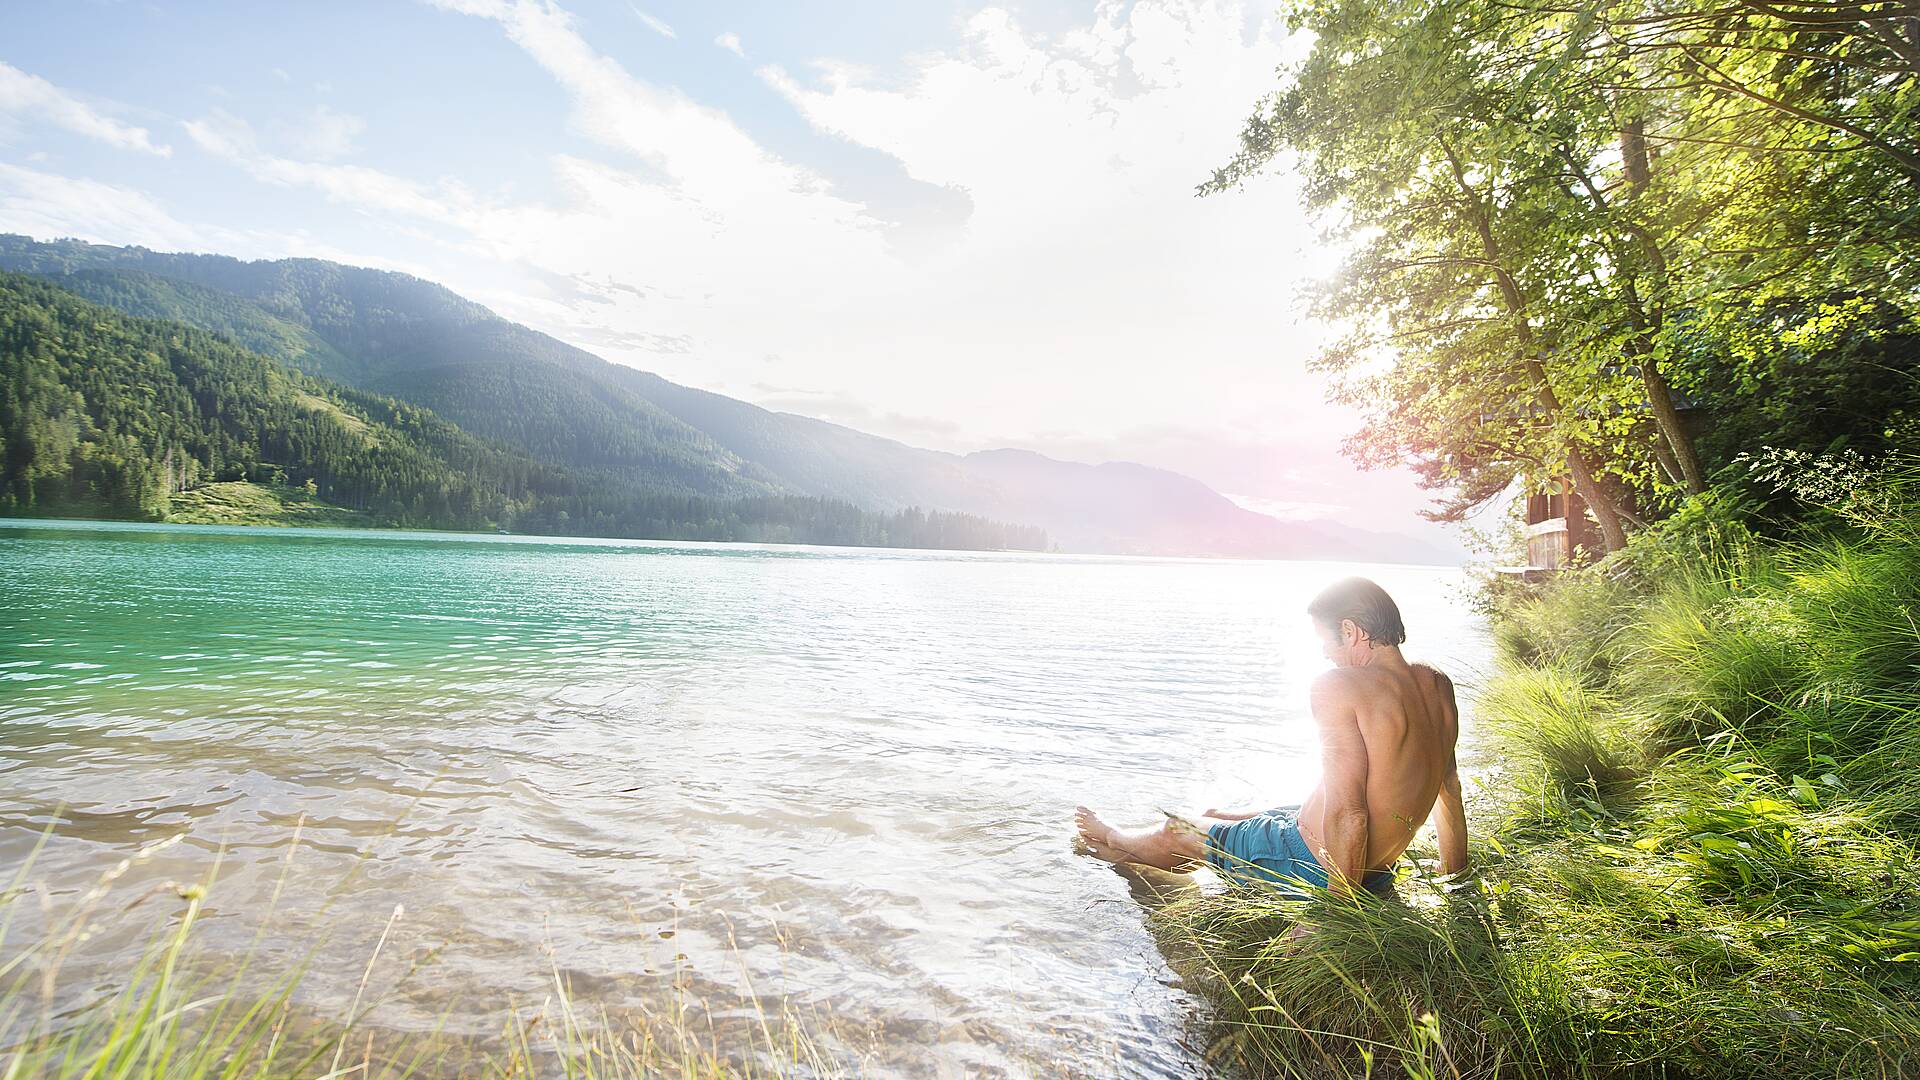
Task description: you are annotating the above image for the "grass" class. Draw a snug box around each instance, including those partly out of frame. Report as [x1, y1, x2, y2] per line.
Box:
[0, 828, 850, 1080]
[165, 481, 372, 528]
[1154, 487, 1920, 1078]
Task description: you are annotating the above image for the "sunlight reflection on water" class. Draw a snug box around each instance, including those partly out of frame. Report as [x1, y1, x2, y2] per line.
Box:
[0, 520, 1491, 1077]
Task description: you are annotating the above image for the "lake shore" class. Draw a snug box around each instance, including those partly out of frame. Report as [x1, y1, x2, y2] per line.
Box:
[2, 522, 1488, 1077]
[22, 505, 1920, 1077]
[164, 479, 377, 528]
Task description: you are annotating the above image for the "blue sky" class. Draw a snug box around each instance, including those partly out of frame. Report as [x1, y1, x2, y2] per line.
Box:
[1, 0, 1455, 541]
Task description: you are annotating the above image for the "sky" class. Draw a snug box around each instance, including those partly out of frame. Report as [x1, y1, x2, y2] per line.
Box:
[0, 0, 1461, 544]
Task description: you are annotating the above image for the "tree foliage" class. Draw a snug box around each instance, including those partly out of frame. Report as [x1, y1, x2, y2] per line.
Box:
[1205, 0, 1920, 549]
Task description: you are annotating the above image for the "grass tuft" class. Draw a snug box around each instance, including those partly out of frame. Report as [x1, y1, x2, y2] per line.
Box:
[1, 843, 849, 1080]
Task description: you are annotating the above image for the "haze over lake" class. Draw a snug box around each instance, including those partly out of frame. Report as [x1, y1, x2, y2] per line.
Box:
[1, 520, 1491, 1077]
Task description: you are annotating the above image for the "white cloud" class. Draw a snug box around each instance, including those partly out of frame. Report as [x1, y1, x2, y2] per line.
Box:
[0, 62, 171, 156]
[427, 1, 860, 211]
[411, 0, 896, 321]
[182, 109, 478, 225]
[629, 5, 675, 39]
[286, 104, 365, 160]
[714, 32, 745, 58]
[0, 163, 202, 248]
[0, 163, 423, 273]
[742, 2, 1333, 440]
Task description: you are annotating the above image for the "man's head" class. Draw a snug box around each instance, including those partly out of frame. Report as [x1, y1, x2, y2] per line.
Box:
[1308, 577, 1406, 666]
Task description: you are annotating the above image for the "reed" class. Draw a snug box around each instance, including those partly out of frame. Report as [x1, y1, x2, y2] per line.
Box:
[0, 836, 846, 1080]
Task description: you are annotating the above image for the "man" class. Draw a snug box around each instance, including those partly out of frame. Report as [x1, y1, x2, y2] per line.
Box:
[1073, 576, 1468, 896]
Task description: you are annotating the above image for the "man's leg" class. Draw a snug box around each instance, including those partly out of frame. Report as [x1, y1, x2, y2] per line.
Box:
[1074, 807, 1211, 872]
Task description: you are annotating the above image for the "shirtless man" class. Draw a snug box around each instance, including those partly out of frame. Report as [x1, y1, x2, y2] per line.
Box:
[1074, 577, 1468, 896]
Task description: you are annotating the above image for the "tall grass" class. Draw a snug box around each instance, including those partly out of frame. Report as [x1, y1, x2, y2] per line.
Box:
[0, 832, 847, 1080]
[1156, 482, 1920, 1078]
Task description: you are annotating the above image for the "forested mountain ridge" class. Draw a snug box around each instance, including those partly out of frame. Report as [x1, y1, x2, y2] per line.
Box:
[0, 272, 1051, 551]
[0, 237, 778, 499]
[38, 267, 362, 381]
[0, 270, 559, 524]
[0, 235, 1453, 561]
[0, 235, 981, 511]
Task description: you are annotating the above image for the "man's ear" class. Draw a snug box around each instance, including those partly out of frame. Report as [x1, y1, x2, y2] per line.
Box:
[1341, 618, 1360, 646]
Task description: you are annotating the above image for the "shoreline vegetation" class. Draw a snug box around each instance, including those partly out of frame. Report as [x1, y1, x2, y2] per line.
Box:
[1154, 466, 1920, 1078]
[164, 479, 376, 528]
[1, 477, 1056, 555]
[0, 834, 853, 1080]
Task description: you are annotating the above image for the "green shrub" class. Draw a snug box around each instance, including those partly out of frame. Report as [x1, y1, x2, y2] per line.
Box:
[1475, 669, 1644, 817]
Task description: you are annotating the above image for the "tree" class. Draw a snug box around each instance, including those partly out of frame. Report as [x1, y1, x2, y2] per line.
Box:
[1205, 0, 1920, 549]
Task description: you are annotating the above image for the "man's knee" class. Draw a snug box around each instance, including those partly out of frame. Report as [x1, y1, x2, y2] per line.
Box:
[1160, 819, 1208, 863]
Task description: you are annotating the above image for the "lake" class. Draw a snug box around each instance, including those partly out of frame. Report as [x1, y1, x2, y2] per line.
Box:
[0, 520, 1491, 1077]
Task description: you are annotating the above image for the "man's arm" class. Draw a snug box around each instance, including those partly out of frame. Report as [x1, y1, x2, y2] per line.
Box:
[1310, 672, 1371, 897]
[1430, 672, 1469, 875]
[1200, 807, 1261, 821]
[1432, 760, 1468, 876]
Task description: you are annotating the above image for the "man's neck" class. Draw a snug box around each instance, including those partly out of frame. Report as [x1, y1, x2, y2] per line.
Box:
[1350, 643, 1408, 669]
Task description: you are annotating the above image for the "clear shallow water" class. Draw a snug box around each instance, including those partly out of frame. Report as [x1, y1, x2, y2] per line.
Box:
[0, 520, 1491, 1077]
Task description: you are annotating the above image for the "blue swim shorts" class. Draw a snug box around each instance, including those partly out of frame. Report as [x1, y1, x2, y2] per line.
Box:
[1204, 806, 1396, 897]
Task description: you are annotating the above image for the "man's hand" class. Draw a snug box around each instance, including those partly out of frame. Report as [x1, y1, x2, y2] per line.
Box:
[1433, 765, 1469, 877]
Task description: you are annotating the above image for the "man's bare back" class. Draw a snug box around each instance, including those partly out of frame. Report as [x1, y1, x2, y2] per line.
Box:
[1294, 660, 1465, 885]
[1073, 577, 1468, 895]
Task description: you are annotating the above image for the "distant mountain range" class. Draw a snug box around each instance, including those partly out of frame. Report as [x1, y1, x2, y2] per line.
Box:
[0, 234, 1455, 563]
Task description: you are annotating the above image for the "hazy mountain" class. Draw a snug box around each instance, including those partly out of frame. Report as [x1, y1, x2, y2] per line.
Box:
[955, 450, 1454, 562]
[0, 235, 1456, 562]
[0, 271, 1050, 550]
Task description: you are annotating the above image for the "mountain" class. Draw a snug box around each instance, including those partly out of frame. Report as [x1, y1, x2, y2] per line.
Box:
[954, 449, 1450, 561]
[0, 272, 1049, 551]
[0, 235, 1454, 562]
[0, 270, 551, 524]
[0, 239, 780, 498]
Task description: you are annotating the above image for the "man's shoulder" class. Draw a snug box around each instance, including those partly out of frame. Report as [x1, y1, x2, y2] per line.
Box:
[1311, 666, 1394, 703]
[1409, 662, 1455, 692]
[1309, 667, 1366, 694]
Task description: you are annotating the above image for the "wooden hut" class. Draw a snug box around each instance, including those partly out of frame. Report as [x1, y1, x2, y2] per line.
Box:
[1523, 478, 1599, 572]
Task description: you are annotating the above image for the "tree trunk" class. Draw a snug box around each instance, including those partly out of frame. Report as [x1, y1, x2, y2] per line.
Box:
[1621, 114, 1651, 192]
[1438, 132, 1635, 551]
[1567, 447, 1629, 553]
[1649, 433, 1683, 487]
[1523, 356, 1630, 552]
[1634, 348, 1707, 493]
[1587, 129, 1710, 496]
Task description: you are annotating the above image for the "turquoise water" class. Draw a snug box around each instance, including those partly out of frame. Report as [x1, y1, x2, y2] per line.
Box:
[0, 519, 1491, 1077]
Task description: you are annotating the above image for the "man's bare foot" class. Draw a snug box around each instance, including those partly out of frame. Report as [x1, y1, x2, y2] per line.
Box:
[1074, 806, 1127, 863]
